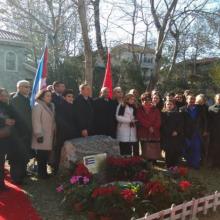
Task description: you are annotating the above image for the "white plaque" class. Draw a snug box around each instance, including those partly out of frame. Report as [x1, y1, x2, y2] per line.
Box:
[83, 153, 107, 174]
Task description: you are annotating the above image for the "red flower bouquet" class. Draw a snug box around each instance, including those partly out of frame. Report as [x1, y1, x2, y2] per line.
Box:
[106, 156, 148, 181]
[179, 180, 191, 191]
[92, 186, 118, 198]
[145, 181, 166, 196]
[120, 189, 136, 203]
[74, 163, 92, 178]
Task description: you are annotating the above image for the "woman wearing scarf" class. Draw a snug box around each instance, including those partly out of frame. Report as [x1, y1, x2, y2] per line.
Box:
[116, 94, 138, 156]
[136, 92, 161, 161]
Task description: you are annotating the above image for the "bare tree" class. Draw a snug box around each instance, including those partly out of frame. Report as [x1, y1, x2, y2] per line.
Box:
[148, 0, 178, 90]
[92, 0, 105, 63]
[76, 0, 93, 87]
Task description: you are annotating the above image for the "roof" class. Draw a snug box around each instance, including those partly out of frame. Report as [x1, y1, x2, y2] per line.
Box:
[112, 43, 155, 54]
[178, 57, 220, 66]
[0, 29, 29, 44]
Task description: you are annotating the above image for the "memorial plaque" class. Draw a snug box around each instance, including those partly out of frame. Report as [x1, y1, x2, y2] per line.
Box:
[83, 153, 107, 174]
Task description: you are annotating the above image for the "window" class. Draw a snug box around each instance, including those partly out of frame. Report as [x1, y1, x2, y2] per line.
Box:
[5, 51, 17, 71]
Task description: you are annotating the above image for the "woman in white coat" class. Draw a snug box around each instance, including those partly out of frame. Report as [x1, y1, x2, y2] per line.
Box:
[32, 89, 55, 178]
[116, 94, 139, 156]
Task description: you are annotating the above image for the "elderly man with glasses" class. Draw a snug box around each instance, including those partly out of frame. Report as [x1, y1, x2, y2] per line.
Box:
[9, 80, 32, 185]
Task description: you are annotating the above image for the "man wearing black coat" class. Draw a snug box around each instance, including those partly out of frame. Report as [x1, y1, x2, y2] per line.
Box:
[93, 87, 116, 138]
[208, 94, 220, 167]
[161, 106, 184, 167]
[51, 81, 66, 107]
[73, 84, 94, 137]
[53, 89, 76, 174]
[9, 80, 32, 184]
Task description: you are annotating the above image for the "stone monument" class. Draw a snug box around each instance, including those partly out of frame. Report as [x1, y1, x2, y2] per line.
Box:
[60, 135, 120, 169]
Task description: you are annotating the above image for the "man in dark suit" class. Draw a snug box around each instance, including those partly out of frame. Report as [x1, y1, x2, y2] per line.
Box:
[73, 84, 94, 137]
[10, 80, 32, 184]
[179, 95, 207, 169]
[93, 87, 116, 138]
[51, 81, 66, 107]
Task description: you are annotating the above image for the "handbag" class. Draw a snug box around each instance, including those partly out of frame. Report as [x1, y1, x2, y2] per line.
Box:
[0, 126, 11, 139]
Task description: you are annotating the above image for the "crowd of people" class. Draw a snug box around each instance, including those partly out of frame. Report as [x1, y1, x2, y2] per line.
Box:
[0, 79, 220, 191]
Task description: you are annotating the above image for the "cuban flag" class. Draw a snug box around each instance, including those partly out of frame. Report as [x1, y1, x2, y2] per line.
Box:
[30, 46, 48, 107]
[84, 156, 96, 165]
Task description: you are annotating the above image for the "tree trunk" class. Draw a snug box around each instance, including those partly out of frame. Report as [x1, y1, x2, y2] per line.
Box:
[168, 31, 180, 76]
[147, 28, 164, 91]
[131, 0, 138, 64]
[147, 51, 162, 91]
[93, 0, 105, 63]
[77, 0, 93, 88]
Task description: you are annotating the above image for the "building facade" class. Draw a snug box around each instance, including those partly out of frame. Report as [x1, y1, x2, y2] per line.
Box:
[0, 30, 36, 92]
[111, 43, 155, 81]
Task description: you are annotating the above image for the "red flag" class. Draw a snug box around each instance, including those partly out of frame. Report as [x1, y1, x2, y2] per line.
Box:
[102, 50, 113, 98]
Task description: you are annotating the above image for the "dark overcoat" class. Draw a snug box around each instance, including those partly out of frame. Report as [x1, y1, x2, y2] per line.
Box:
[93, 97, 116, 138]
[161, 111, 184, 149]
[0, 101, 15, 154]
[208, 104, 220, 165]
[10, 92, 32, 161]
[72, 94, 94, 137]
[179, 104, 207, 139]
[52, 92, 64, 107]
[56, 100, 77, 143]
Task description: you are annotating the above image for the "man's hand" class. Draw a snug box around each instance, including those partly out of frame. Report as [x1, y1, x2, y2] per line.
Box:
[172, 131, 178, 136]
[81, 129, 88, 137]
[5, 119, 15, 126]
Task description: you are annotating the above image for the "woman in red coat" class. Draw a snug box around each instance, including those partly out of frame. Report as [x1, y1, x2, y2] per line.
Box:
[136, 92, 161, 160]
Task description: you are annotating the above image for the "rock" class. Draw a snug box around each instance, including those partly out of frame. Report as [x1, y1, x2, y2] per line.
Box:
[60, 135, 120, 169]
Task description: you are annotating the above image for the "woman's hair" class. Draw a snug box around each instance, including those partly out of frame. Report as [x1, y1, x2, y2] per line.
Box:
[123, 94, 134, 105]
[140, 92, 152, 102]
[35, 89, 51, 101]
[164, 100, 175, 106]
[63, 89, 74, 97]
[163, 100, 175, 111]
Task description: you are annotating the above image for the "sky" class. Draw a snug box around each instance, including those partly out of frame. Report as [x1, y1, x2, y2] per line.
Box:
[98, 0, 220, 52]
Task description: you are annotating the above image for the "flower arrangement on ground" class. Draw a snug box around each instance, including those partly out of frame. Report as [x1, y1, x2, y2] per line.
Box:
[56, 157, 207, 219]
[106, 156, 149, 181]
[56, 163, 95, 212]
